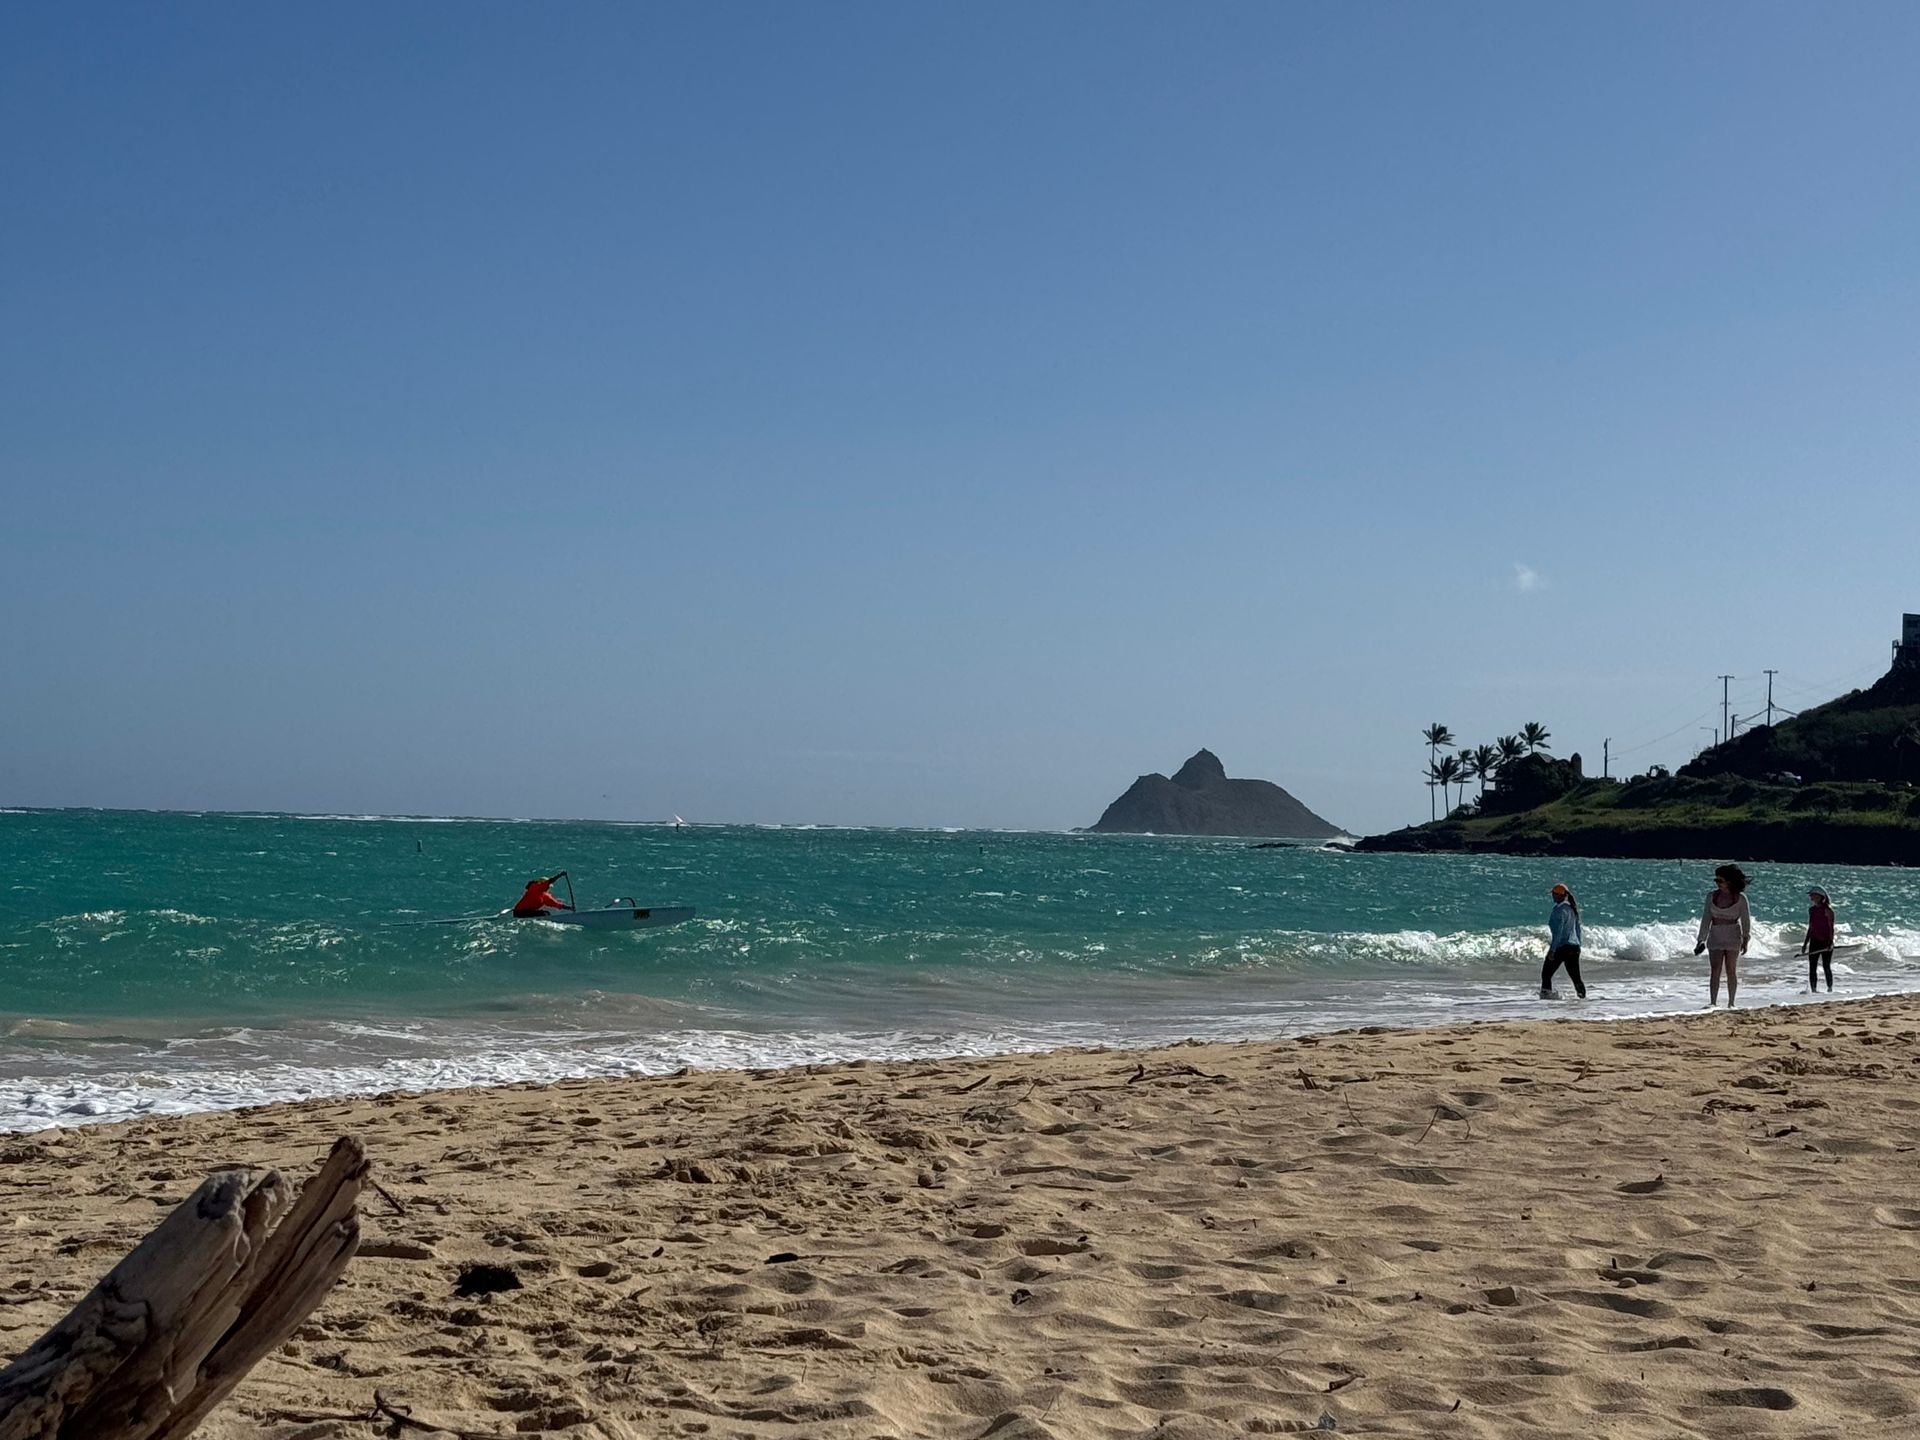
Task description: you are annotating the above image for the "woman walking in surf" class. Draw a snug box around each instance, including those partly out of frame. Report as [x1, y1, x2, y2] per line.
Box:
[1541, 883, 1585, 999]
[1693, 864, 1751, 1008]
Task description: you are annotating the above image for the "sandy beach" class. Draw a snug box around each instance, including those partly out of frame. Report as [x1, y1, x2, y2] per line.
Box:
[6, 999, 1920, 1439]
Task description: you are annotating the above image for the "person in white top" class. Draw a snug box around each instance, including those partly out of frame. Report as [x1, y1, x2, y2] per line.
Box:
[1692, 863, 1752, 1008]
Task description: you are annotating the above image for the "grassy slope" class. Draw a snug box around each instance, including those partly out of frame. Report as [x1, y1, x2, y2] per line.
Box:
[1359, 775, 1920, 864]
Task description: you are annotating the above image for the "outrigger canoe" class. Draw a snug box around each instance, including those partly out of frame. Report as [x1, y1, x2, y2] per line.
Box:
[398, 871, 695, 931]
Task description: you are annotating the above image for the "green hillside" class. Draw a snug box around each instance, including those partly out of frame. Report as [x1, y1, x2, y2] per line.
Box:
[1358, 654, 1920, 864]
[1680, 660, 1920, 785]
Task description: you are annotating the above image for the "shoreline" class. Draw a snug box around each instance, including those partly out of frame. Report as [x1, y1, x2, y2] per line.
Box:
[6, 1000, 1920, 1436]
[10, 968, 1920, 1136]
[1356, 809, 1920, 867]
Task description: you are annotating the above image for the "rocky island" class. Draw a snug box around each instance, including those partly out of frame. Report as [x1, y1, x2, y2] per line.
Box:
[1089, 748, 1344, 838]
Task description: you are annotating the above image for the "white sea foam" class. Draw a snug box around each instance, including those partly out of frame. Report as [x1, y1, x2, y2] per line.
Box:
[1270, 919, 1915, 971]
[10, 946, 1920, 1132]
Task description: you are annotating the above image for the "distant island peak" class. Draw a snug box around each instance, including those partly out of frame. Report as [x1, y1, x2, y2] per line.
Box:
[1090, 749, 1343, 838]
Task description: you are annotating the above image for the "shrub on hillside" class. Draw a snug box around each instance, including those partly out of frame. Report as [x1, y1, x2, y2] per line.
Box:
[1790, 785, 1847, 813]
[1482, 754, 1580, 815]
[1616, 778, 1672, 810]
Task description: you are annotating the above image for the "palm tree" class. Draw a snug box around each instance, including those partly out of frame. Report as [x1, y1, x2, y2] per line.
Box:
[1422, 724, 1454, 819]
[1435, 755, 1464, 815]
[1456, 749, 1478, 810]
[1520, 722, 1552, 755]
[1472, 744, 1500, 798]
[1496, 734, 1526, 769]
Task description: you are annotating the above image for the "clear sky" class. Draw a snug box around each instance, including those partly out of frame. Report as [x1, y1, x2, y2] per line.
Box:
[4, 3, 1917, 833]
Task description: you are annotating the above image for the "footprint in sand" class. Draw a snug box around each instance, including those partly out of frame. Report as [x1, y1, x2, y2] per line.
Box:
[1126, 1261, 1189, 1279]
[1379, 1165, 1454, 1186]
[1016, 1237, 1091, 1256]
[1223, 1288, 1292, 1313]
[1703, 1386, 1796, 1410]
[1643, 1250, 1721, 1272]
[1555, 1289, 1675, 1319]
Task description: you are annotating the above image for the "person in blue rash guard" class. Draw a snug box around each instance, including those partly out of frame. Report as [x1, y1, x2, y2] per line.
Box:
[1540, 882, 1586, 999]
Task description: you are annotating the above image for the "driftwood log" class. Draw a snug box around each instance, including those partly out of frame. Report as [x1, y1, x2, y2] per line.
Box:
[0, 1135, 367, 1440]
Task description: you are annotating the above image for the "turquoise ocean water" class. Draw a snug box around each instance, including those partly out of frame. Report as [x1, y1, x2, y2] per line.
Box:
[4, 808, 1918, 1132]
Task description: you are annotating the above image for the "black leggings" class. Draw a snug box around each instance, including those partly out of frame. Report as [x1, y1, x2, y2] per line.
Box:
[1808, 947, 1833, 990]
[1542, 944, 1585, 997]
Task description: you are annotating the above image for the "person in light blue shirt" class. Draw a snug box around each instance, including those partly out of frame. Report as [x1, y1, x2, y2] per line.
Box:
[1540, 883, 1586, 999]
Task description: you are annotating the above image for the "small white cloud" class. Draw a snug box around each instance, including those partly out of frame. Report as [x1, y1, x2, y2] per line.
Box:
[1512, 562, 1545, 593]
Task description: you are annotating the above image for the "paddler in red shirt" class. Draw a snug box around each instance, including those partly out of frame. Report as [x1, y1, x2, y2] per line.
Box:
[511, 876, 573, 918]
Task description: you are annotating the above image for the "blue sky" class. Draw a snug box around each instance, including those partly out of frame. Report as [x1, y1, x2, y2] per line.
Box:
[4, 3, 1917, 832]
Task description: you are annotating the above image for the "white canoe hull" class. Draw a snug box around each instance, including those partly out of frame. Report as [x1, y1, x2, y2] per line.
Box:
[535, 905, 696, 931]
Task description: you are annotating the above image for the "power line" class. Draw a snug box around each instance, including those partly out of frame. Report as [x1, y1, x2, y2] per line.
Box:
[1614, 707, 1719, 757]
[1611, 684, 1725, 756]
[1775, 659, 1886, 702]
[1607, 652, 1888, 778]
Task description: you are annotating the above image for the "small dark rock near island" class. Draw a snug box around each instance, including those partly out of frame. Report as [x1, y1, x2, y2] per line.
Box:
[1090, 749, 1344, 838]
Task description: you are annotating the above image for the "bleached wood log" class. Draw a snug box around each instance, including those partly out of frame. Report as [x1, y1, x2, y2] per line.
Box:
[0, 1135, 367, 1440]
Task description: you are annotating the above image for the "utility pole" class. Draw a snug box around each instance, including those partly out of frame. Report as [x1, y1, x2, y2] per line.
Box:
[1718, 675, 1735, 745]
[1763, 669, 1779, 728]
[1603, 738, 1610, 778]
